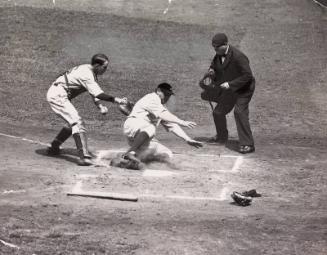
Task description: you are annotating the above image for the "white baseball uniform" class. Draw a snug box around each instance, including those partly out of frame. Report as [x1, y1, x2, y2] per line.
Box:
[123, 92, 173, 161]
[46, 64, 104, 134]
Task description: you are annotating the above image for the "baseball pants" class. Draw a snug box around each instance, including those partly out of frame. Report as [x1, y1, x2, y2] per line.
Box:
[46, 85, 85, 134]
[124, 117, 173, 161]
[213, 91, 254, 146]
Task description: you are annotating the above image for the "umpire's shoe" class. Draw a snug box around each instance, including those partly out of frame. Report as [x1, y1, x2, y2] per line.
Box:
[239, 145, 255, 154]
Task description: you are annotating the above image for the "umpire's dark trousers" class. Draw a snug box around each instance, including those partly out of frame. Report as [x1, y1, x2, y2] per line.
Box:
[213, 90, 254, 146]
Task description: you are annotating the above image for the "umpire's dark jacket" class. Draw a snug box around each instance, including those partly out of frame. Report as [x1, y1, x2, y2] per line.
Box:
[210, 45, 255, 97]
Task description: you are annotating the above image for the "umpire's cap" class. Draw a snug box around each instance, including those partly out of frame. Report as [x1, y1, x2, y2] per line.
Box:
[212, 33, 228, 47]
[157, 83, 174, 96]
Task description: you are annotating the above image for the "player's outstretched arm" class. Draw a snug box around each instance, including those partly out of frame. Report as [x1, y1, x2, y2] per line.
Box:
[96, 93, 127, 104]
[162, 122, 203, 148]
[92, 96, 108, 115]
[158, 111, 197, 129]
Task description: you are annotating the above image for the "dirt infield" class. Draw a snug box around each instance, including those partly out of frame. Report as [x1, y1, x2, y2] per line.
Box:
[1, 0, 326, 254]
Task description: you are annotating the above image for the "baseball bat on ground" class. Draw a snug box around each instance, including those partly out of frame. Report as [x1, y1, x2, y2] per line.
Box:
[67, 191, 138, 202]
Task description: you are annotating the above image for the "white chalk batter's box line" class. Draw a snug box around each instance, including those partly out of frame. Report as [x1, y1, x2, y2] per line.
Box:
[0, 132, 242, 202]
[73, 152, 242, 202]
[72, 175, 232, 202]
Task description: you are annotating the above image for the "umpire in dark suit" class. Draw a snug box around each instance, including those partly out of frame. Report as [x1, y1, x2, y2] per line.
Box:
[206, 33, 255, 154]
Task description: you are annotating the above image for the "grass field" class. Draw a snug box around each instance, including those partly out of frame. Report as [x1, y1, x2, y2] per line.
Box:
[0, 0, 326, 254]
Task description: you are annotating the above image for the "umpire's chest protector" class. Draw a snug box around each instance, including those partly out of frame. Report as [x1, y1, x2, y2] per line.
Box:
[212, 50, 240, 84]
[212, 47, 255, 94]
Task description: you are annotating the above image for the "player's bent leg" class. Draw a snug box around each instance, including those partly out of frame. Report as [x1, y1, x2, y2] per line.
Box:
[79, 132, 96, 159]
[125, 131, 151, 155]
[234, 95, 255, 154]
[138, 140, 173, 163]
[47, 126, 72, 156]
[123, 118, 155, 155]
[47, 91, 93, 164]
[72, 121, 93, 166]
[120, 119, 156, 169]
[72, 132, 93, 166]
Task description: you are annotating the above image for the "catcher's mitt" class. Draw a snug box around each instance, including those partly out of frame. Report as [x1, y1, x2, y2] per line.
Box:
[118, 101, 134, 116]
[199, 72, 222, 103]
[231, 191, 252, 206]
[199, 72, 215, 89]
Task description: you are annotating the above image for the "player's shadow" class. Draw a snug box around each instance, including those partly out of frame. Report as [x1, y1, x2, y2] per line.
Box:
[194, 136, 215, 143]
[194, 136, 240, 152]
[35, 148, 81, 165]
[229, 201, 251, 207]
[225, 139, 240, 152]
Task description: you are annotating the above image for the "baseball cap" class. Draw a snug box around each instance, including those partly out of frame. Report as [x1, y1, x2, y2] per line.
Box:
[212, 33, 228, 47]
[157, 83, 174, 96]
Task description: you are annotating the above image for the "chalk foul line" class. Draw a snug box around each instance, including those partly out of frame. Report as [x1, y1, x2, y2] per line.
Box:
[0, 239, 20, 250]
[0, 132, 49, 147]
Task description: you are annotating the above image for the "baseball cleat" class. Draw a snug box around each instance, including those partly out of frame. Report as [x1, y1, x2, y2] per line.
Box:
[77, 158, 93, 166]
[46, 146, 61, 156]
[84, 150, 97, 159]
[122, 152, 145, 170]
[123, 152, 141, 163]
[126, 160, 145, 170]
[110, 156, 145, 170]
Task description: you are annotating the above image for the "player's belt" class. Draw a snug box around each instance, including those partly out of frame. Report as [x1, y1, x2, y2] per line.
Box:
[53, 73, 72, 99]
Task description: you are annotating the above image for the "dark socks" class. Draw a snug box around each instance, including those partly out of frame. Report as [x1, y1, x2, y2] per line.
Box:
[51, 126, 72, 148]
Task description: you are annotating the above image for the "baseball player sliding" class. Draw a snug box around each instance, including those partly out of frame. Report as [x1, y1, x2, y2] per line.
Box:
[46, 53, 127, 166]
[112, 83, 203, 170]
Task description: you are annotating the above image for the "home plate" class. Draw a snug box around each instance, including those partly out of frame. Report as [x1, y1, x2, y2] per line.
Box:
[143, 169, 177, 177]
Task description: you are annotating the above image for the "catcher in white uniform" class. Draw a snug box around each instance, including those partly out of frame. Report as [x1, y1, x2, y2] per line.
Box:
[114, 83, 203, 169]
[46, 53, 126, 166]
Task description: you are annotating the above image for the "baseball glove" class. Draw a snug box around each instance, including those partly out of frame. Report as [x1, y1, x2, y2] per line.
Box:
[199, 72, 215, 89]
[199, 72, 222, 103]
[118, 101, 134, 116]
[231, 191, 252, 206]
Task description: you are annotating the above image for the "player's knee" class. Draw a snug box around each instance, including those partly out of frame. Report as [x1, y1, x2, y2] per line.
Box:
[234, 106, 248, 117]
[234, 107, 241, 116]
[63, 126, 72, 133]
[71, 120, 86, 134]
[143, 125, 156, 138]
[164, 151, 173, 160]
[160, 147, 173, 160]
[213, 110, 224, 117]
